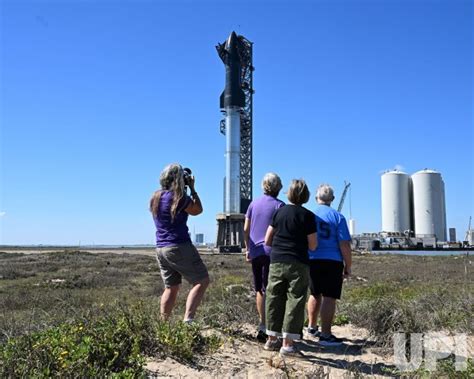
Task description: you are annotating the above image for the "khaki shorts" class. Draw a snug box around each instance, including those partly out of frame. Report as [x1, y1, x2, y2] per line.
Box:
[156, 243, 209, 287]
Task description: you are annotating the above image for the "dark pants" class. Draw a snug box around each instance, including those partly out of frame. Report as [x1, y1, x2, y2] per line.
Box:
[251, 254, 270, 293]
[309, 259, 344, 299]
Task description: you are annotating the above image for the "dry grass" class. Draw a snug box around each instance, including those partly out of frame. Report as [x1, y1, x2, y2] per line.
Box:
[0, 250, 472, 377]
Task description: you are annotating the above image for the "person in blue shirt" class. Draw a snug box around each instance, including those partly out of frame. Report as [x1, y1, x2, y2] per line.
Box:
[305, 184, 352, 346]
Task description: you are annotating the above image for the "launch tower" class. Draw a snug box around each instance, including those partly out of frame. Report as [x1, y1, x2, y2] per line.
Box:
[215, 32, 254, 252]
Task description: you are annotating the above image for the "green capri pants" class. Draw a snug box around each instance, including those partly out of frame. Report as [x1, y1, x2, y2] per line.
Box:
[265, 261, 309, 340]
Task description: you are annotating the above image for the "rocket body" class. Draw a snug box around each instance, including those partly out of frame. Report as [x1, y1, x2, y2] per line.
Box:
[218, 31, 245, 214]
[225, 107, 241, 213]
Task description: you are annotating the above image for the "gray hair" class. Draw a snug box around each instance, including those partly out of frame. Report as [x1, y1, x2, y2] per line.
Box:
[261, 173, 282, 197]
[160, 163, 184, 191]
[150, 163, 185, 220]
[316, 184, 335, 204]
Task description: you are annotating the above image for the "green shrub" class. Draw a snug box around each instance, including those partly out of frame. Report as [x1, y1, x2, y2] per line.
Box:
[339, 282, 473, 346]
[153, 320, 221, 361]
[0, 314, 144, 377]
[333, 313, 350, 326]
[0, 302, 221, 378]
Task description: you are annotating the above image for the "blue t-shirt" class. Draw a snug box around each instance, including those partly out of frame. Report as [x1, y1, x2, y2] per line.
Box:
[309, 205, 351, 261]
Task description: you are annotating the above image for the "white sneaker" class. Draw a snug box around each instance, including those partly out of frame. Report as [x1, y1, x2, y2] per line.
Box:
[279, 345, 303, 357]
[263, 338, 282, 351]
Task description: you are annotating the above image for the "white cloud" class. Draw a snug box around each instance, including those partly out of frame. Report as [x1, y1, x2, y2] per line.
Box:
[0, 212, 6, 217]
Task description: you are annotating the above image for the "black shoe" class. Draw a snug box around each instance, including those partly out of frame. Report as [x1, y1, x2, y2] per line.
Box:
[256, 329, 268, 342]
[303, 326, 321, 340]
[319, 334, 343, 346]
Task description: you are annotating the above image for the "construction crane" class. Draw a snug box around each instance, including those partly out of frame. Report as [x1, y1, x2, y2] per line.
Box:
[465, 216, 472, 241]
[337, 181, 351, 213]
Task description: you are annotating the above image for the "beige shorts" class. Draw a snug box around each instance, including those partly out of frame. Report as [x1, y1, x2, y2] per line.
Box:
[156, 243, 209, 287]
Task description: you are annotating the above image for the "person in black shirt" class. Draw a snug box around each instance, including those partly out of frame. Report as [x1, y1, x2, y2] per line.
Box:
[263, 179, 318, 356]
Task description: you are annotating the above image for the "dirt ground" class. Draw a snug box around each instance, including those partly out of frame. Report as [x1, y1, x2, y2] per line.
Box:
[147, 325, 474, 378]
[146, 323, 396, 378]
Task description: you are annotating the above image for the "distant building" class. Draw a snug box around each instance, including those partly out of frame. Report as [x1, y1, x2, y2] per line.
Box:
[195, 233, 204, 245]
[449, 228, 456, 242]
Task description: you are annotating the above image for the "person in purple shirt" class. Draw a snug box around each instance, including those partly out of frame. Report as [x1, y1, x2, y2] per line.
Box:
[150, 163, 209, 322]
[244, 173, 284, 340]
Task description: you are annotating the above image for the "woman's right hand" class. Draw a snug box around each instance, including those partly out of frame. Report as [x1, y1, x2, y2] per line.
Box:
[245, 251, 251, 263]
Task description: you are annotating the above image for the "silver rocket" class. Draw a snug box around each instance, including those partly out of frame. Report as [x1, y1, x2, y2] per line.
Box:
[219, 31, 246, 214]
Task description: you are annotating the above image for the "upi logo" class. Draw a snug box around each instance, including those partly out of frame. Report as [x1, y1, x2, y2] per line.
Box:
[393, 332, 469, 371]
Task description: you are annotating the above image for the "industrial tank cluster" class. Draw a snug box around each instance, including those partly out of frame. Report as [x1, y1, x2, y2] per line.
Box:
[381, 169, 447, 241]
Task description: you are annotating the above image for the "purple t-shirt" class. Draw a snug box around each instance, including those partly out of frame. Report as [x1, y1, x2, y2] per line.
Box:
[246, 195, 285, 259]
[153, 191, 192, 247]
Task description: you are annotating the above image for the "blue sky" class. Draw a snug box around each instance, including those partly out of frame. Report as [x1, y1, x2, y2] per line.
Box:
[1, 0, 472, 245]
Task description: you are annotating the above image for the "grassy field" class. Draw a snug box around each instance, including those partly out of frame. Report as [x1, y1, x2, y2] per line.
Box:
[0, 250, 472, 377]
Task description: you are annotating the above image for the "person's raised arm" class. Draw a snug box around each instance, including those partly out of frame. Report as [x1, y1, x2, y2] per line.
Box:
[264, 225, 275, 247]
[184, 175, 203, 216]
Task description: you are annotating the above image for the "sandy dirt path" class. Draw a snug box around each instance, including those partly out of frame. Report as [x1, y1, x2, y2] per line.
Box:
[146, 324, 397, 378]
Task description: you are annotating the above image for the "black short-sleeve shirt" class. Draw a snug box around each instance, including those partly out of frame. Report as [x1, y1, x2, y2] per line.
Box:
[269, 204, 317, 264]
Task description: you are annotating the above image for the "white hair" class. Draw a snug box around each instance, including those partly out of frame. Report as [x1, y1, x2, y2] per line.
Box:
[261, 173, 282, 197]
[316, 184, 335, 204]
[159, 163, 184, 191]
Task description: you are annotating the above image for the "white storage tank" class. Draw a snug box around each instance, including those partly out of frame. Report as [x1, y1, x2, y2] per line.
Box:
[468, 230, 474, 246]
[381, 170, 412, 233]
[411, 169, 447, 241]
[349, 219, 356, 236]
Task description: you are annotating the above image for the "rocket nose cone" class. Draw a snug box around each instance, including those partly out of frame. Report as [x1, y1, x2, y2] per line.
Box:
[226, 31, 239, 51]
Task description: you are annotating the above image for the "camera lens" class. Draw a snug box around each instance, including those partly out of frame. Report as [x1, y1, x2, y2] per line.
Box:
[183, 168, 192, 186]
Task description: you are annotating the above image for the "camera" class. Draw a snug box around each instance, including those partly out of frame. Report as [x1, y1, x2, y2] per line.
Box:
[183, 167, 192, 187]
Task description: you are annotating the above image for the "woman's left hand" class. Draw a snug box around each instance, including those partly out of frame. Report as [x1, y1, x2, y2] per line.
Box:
[188, 175, 196, 191]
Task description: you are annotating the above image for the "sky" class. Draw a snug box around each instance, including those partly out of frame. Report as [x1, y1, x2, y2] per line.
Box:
[0, 0, 472, 245]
